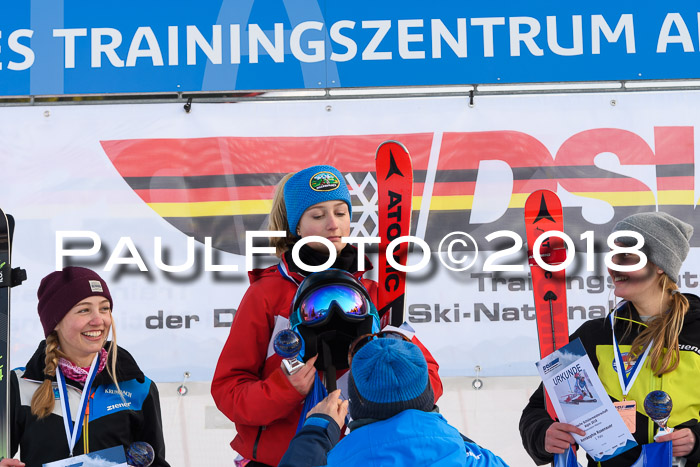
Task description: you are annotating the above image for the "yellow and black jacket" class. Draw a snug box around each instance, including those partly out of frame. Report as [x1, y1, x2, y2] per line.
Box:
[520, 293, 700, 467]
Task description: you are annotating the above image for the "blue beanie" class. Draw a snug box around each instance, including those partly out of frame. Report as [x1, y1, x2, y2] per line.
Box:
[283, 165, 352, 237]
[348, 338, 434, 421]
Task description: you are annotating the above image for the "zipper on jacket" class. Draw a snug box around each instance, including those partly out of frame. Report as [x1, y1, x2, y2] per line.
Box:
[252, 425, 265, 460]
[83, 391, 95, 454]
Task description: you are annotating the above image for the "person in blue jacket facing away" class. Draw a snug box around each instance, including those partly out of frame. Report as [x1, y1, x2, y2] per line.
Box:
[279, 335, 509, 466]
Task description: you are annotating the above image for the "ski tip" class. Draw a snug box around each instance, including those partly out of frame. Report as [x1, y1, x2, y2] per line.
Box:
[525, 189, 560, 208]
[524, 189, 563, 219]
[527, 189, 556, 198]
[375, 140, 409, 158]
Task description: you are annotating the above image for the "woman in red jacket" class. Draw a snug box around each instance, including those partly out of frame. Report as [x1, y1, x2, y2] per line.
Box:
[211, 165, 442, 467]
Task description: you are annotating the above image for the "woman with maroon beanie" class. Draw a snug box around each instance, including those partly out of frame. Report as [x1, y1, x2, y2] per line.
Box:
[1, 267, 169, 467]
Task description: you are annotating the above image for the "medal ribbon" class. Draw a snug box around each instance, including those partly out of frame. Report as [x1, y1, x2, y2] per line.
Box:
[610, 305, 652, 398]
[56, 354, 99, 456]
[277, 262, 300, 285]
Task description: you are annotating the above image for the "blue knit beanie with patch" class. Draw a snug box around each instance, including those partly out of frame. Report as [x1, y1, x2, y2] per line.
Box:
[283, 165, 352, 237]
[348, 338, 434, 421]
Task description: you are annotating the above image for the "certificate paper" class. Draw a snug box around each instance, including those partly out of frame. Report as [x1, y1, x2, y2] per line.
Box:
[536, 338, 637, 462]
[43, 445, 128, 467]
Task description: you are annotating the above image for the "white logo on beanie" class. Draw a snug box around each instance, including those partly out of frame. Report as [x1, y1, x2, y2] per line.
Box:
[89, 280, 103, 293]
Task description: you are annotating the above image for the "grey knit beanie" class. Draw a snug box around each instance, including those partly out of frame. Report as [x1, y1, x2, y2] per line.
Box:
[612, 212, 693, 283]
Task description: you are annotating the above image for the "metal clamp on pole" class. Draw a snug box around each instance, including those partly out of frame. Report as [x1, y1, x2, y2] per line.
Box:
[472, 365, 483, 390]
[177, 371, 190, 396]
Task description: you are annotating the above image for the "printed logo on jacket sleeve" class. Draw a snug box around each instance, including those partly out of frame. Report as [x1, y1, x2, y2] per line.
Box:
[90, 378, 151, 420]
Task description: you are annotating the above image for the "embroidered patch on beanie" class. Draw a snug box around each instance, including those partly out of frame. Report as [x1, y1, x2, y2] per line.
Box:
[283, 165, 352, 236]
[89, 280, 104, 293]
[309, 171, 341, 191]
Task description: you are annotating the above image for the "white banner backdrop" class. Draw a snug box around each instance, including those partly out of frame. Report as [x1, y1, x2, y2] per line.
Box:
[1, 91, 699, 381]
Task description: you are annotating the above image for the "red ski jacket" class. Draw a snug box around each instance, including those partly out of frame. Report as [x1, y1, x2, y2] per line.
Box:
[211, 254, 443, 466]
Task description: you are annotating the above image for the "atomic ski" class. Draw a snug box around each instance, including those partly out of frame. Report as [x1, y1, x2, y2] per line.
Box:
[375, 140, 413, 328]
[524, 190, 569, 419]
[0, 210, 26, 458]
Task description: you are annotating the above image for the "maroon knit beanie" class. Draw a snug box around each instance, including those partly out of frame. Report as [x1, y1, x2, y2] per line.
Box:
[37, 267, 113, 337]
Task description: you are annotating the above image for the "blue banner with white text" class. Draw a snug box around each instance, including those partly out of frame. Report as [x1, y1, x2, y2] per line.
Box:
[2, 1, 700, 95]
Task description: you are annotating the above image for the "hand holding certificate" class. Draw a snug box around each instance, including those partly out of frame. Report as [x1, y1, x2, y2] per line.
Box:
[536, 338, 637, 462]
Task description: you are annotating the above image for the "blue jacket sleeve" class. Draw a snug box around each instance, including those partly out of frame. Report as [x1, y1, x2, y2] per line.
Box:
[464, 439, 511, 466]
[278, 414, 341, 467]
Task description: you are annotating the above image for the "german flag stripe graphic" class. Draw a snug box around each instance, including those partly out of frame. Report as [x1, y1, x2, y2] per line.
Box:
[101, 130, 700, 254]
[101, 134, 433, 254]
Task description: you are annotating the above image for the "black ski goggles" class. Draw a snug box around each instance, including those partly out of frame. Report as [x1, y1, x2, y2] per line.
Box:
[291, 284, 371, 328]
[347, 331, 412, 367]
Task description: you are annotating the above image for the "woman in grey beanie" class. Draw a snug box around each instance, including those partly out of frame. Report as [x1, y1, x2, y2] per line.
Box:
[521, 211, 700, 467]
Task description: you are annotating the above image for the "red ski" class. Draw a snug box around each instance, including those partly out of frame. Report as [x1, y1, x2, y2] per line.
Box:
[376, 141, 413, 328]
[524, 190, 570, 419]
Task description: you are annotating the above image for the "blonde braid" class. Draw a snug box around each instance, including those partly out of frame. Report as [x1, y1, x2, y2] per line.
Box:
[30, 332, 66, 418]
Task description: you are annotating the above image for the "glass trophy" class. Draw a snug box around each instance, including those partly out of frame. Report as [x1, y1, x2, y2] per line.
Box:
[126, 441, 155, 467]
[644, 390, 674, 440]
[273, 329, 305, 375]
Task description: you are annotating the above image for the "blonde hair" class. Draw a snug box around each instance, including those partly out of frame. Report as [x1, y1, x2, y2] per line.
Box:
[268, 173, 298, 257]
[628, 274, 689, 376]
[31, 315, 121, 419]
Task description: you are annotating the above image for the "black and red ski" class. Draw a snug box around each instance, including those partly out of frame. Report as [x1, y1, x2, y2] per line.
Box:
[524, 190, 569, 419]
[376, 141, 413, 328]
[0, 209, 26, 458]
